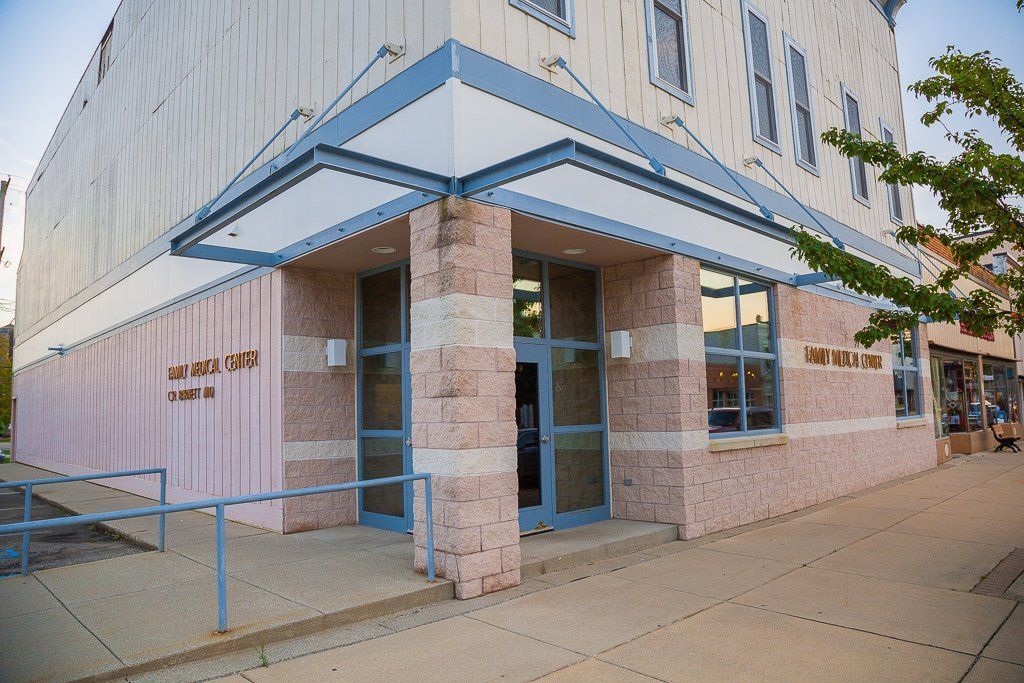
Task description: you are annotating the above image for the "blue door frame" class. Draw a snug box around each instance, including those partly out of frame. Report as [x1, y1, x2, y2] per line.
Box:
[356, 262, 414, 533]
[513, 251, 611, 532]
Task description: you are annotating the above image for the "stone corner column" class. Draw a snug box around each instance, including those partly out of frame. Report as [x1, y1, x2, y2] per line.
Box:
[408, 197, 521, 599]
[603, 253, 707, 541]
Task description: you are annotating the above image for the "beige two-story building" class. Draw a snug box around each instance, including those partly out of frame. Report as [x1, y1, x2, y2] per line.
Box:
[14, 0, 930, 599]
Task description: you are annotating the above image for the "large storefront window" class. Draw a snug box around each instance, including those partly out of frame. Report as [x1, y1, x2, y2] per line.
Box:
[891, 330, 920, 417]
[983, 362, 1019, 425]
[933, 355, 982, 434]
[930, 357, 948, 438]
[701, 267, 779, 434]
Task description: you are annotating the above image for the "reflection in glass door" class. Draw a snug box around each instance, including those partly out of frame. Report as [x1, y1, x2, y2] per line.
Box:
[357, 264, 412, 532]
[515, 345, 551, 531]
[513, 254, 609, 532]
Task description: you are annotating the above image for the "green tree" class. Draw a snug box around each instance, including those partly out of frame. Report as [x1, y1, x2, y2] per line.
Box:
[792, 0, 1024, 347]
[0, 334, 11, 431]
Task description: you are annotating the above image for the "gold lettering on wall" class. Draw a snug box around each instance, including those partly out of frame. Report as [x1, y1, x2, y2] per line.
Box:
[166, 349, 257, 401]
[804, 345, 883, 370]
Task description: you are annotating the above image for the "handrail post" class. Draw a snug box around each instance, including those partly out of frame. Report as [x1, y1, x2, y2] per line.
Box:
[424, 475, 435, 582]
[158, 469, 167, 552]
[216, 504, 227, 633]
[20, 483, 31, 575]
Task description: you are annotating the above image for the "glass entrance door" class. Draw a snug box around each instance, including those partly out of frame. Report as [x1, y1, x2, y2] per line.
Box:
[357, 264, 413, 532]
[515, 345, 552, 532]
[513, 254, 609, 532]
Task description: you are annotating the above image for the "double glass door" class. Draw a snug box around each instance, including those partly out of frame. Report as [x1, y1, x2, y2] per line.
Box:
[513, 255, 609, 532]
[356, 256, 609, 534]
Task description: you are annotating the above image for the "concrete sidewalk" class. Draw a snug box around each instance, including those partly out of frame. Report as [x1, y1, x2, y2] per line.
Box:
[0, 463, 451, 682]
[212, 451, 1024, 683]
[0, 462, 677, 682]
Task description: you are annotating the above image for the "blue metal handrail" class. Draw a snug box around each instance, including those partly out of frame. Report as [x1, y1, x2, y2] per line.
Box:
[545, 54, 666, 176]
[0, 467, 167, 575]
[0, 472, 435, 633]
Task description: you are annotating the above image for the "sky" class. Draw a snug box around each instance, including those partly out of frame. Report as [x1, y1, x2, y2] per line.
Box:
[0, 0, 1021, 316]
[895, 0, 1024, 230]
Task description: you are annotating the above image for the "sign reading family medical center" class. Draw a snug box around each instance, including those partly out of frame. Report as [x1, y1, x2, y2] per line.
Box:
[167, 349, 259, 401]
[804, 346, 883, 370]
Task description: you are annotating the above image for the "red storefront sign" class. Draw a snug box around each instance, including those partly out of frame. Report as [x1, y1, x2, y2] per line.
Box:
[960, 322, 996, 342]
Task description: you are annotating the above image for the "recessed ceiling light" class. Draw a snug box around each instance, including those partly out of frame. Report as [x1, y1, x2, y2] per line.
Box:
[563, 248, 587, 255]
[371, 246, 396, 254]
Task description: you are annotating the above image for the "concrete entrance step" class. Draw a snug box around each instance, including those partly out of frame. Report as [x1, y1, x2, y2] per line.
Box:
[521, 519, 678, 578]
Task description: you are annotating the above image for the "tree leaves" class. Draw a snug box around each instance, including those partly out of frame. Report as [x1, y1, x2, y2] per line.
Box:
[792, 2, 1024, 347]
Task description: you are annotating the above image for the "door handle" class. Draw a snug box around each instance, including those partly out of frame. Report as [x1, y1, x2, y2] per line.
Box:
[405, 437, 412, 447]
[541, 435, 550, 443]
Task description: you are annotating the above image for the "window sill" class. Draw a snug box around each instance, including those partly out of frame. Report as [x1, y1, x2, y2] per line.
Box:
[896, 416, 929, 429]
[509, 0, 575, 37]
[709, 433, 789, 452]
[753, 134, 783, 157]
[795, 157, 820, 177]
[651, 76, 695, 107]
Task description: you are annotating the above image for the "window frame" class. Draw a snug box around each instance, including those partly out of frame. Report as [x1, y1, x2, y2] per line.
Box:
[509, 0, 576, 38]
[741, 1, 782, 154]
[701, 266, 782, 436]
[892, 328, 921, 418]
[356, 261, 414, 533]
[644, 0, 696, 106]
[97, 21, 114, 84]
[841, 83, 872, 207]
[783, 33, 819, 175]
[878, 117, 905, 224]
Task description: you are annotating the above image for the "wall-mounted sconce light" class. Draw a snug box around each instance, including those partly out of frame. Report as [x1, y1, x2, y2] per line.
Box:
[48, 344, 66, 356]
[610, 330, 632, 359]
[325, 339, 348, 367]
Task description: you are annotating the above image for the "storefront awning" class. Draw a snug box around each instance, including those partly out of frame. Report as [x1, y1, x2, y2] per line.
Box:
[456, 139, 844, 286]
[170, 144, 451, 266]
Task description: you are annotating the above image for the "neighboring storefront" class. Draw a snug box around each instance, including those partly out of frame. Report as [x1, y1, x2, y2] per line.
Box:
[923, 238, 1022, 460]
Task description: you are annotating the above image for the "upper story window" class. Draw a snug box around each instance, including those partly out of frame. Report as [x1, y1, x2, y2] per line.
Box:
[701, 267, 780, 435]
[742, 3, 781, 152]
[645, 0, 694, 104]
[784, 36, 818, 173]
[892, 330, 920, 417]
[97, 22, 113, 84]
[879, 119, 905, 223]
[842, 85, 871, 206]
[510, 0, 575, 38]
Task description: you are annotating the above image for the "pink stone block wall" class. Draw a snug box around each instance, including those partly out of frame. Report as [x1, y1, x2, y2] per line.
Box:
[279, 267, 358, 532]
[408, 198, 521, 599]
[603, 255, 704, 527]
[12, 273, 286, 530]
[677, 285, 935, 539]
[603, 254, 936, 541]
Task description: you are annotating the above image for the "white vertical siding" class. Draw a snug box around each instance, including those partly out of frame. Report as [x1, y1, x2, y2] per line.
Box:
[19, 0, 452, 338]
[453, 0, 913, 249]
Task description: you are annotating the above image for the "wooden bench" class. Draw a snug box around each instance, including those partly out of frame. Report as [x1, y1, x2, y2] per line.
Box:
[991, 423, 1022, 453]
